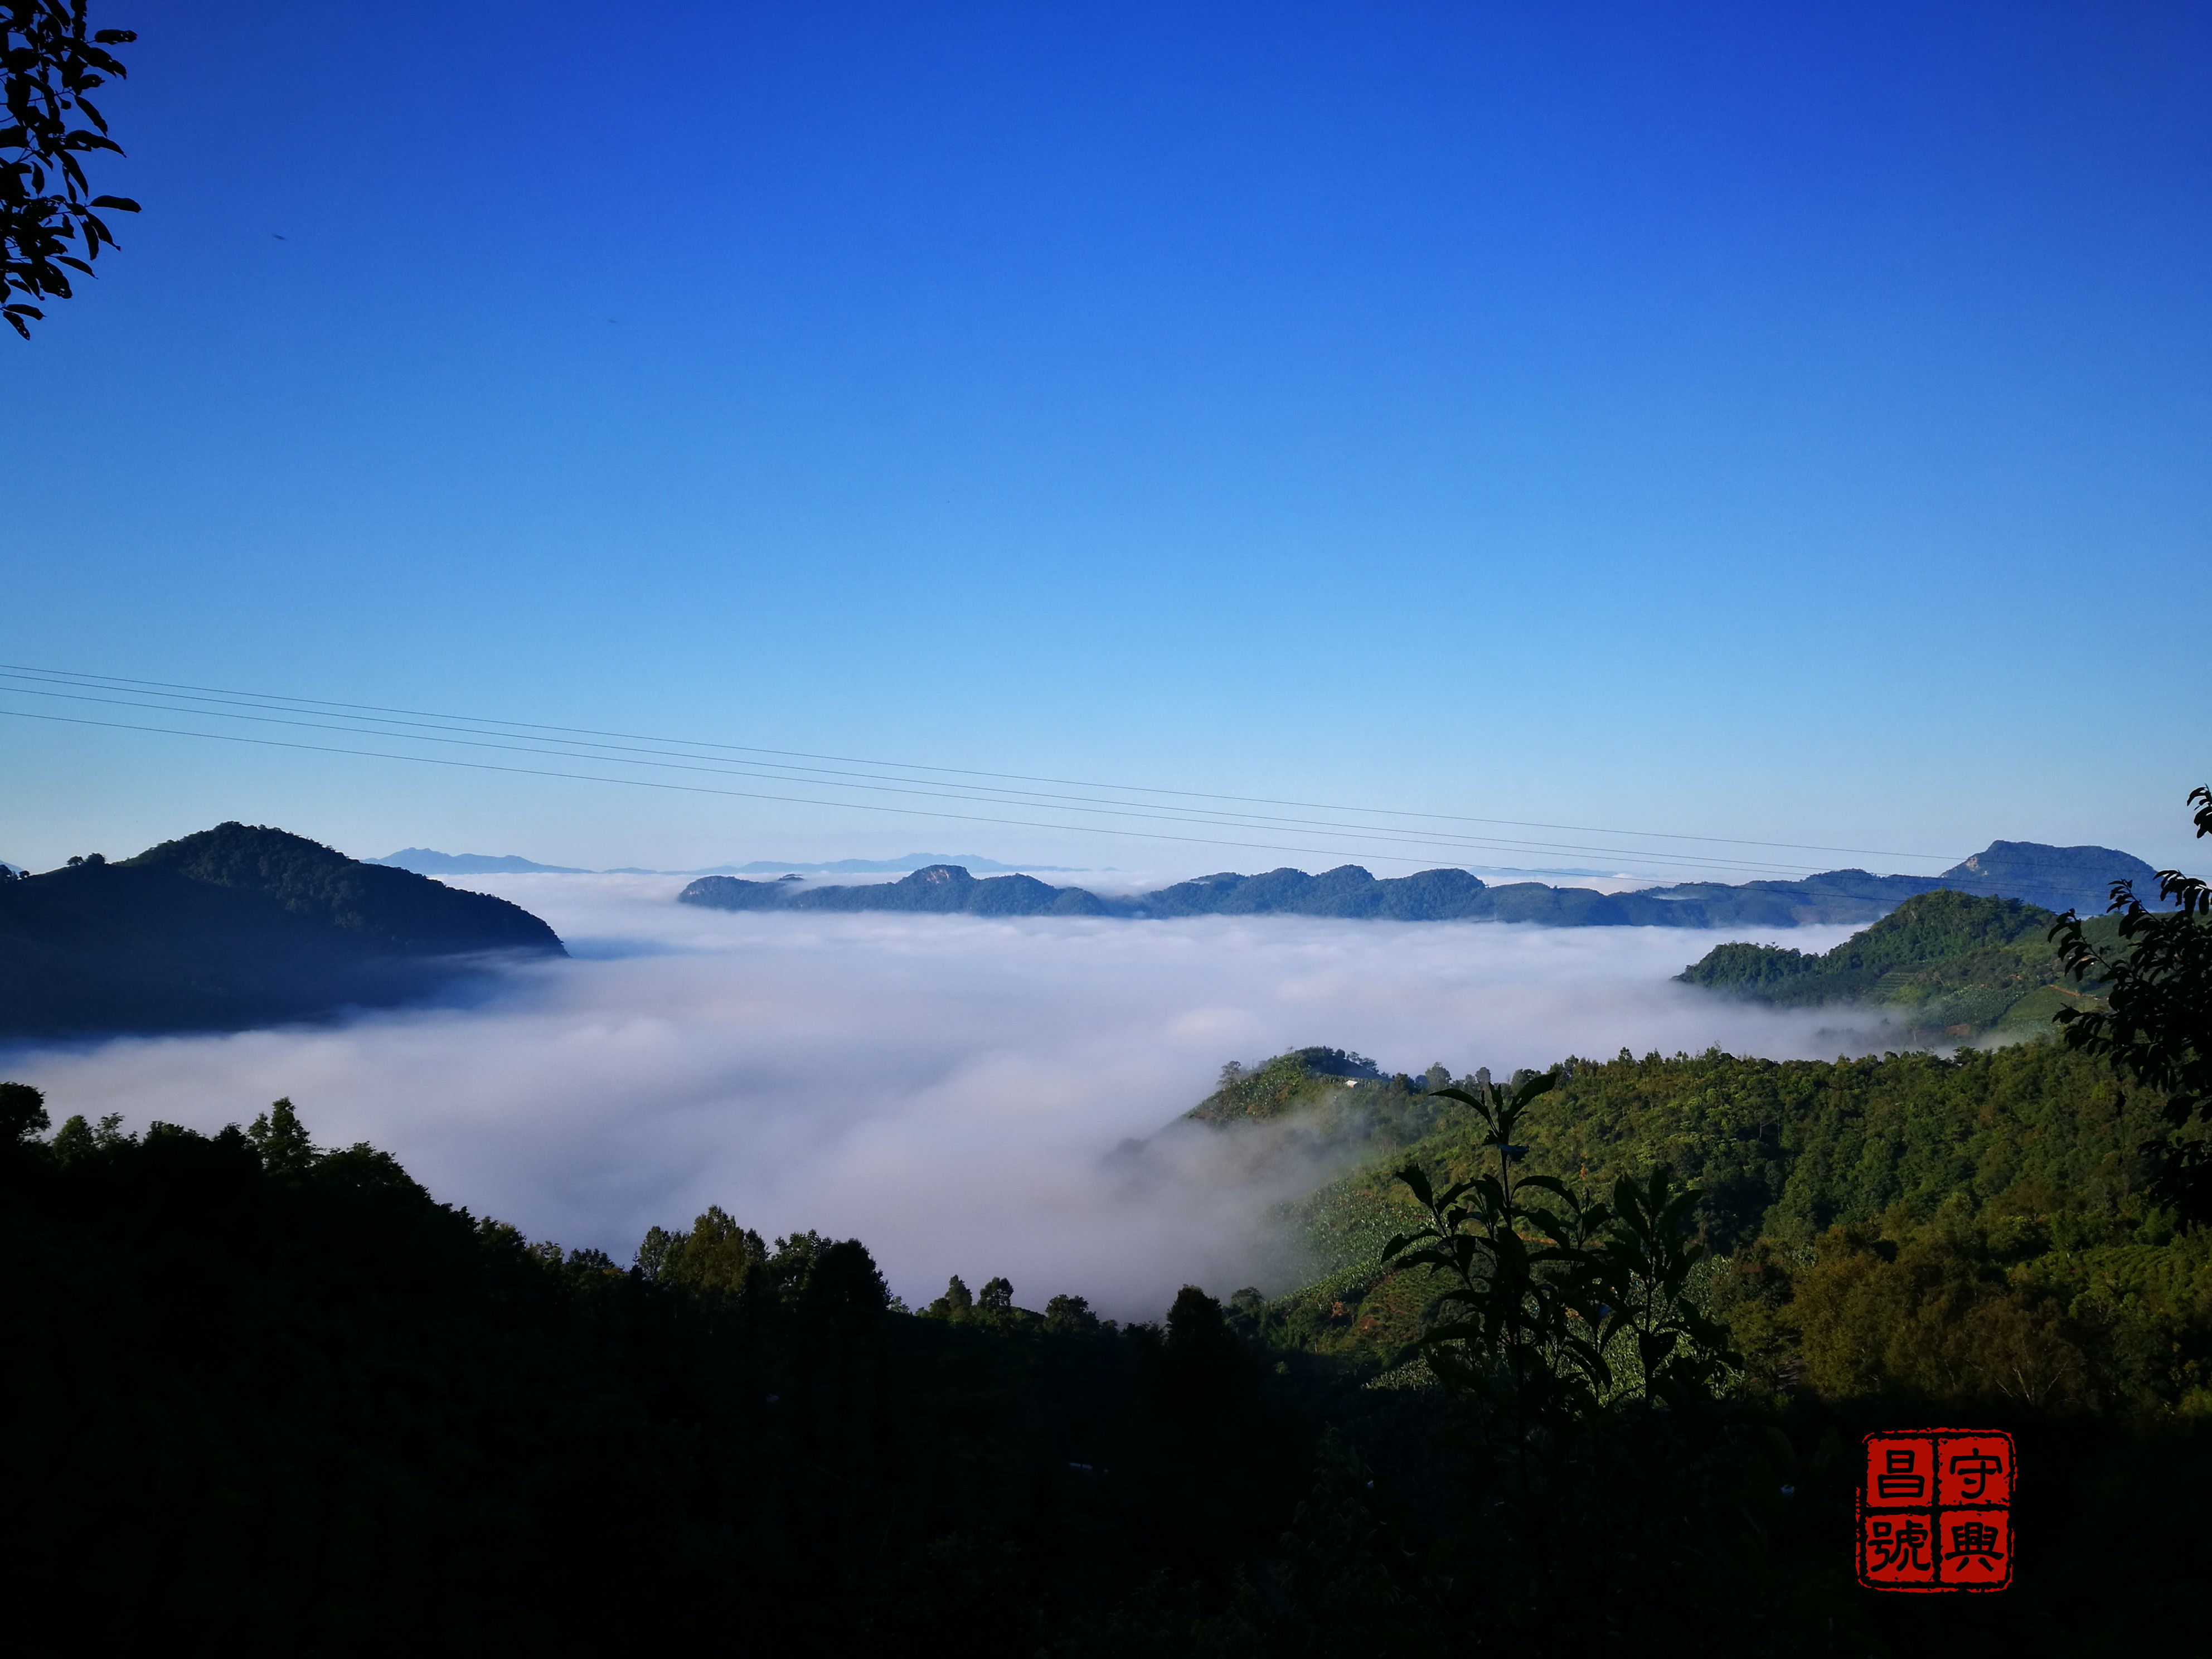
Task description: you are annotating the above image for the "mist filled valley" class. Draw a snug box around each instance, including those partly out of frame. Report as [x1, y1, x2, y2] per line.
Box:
[7, 870, 1877, 1315]
[8, 1, 2210, 1648]
[9, 812, 2209, 1654]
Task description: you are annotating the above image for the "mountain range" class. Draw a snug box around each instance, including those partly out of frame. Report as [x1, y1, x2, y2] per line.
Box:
[0, 824, 2161, 1040]
[679, 838, 2159, 927]
[1, 824, 565, 1039]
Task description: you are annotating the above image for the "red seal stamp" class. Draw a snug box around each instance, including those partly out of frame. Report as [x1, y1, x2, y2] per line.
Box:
[1859, 1429, 2015, 1593]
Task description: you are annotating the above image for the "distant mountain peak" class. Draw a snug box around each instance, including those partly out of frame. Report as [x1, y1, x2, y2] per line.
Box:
[1936, 841, 2158, 910]
[373, 848, 591, 875]
[702, 853, 1080, 875]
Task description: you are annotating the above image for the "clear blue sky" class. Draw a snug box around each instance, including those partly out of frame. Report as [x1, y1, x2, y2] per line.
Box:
[4, 0, 2208, 877]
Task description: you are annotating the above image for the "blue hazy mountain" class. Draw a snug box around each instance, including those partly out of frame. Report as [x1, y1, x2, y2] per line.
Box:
[695, 853, 1083, 875]
[3, 824, 565, 1037]
[1930, 840, 2161, 910]
[373, 848, 593, 875]
[678, 840, 2159, 928]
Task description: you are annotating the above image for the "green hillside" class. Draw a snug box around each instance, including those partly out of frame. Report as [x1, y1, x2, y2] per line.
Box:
[1257, 1042, 2206, 1418]
[0, 823, 565, 1038]
[1183, 1046, 1457, 1144]
[682, 864, 1112, 916]
[1676, 889, 2122, 1038]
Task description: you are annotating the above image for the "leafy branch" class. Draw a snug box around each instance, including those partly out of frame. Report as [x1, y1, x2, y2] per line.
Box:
[3, 0, 137, 338]
[2052, 784, 2212, 1218]
[1381, 1068, 1739, 1488]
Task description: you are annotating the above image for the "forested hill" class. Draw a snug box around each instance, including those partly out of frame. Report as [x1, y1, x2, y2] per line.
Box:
[1676, 889, 2122, 1040]
[678, 837, 2156, 927]
[683, 863, 1117, 918]
[11, 1044, 2206, 1647]
[0, 823, 565, 1039]
[1267, 1042, 2205, 1389]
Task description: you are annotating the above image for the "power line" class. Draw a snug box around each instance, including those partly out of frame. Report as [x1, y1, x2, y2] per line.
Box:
[0, 662, 1965, 880]
[0, 706, 1769, 874]
[0, 675, 1850, 875]
[0, 661, 1959, 864]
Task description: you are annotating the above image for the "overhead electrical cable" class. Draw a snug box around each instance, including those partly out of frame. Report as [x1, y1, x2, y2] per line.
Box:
[0, 691, 1840, 877]
[0, 662, 1957, 864]
[5, 705, 1836, 876]
[0, 663, 1967, 879]
[0, 678, 1847, 874]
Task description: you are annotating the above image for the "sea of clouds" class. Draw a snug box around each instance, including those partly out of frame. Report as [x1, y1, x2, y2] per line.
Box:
[4, 875, 1888, 1319]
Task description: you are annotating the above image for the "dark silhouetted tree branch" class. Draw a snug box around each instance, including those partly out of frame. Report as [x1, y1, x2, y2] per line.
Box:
[2053, 785, 2212, 1219]
[3, 1, 136, 338]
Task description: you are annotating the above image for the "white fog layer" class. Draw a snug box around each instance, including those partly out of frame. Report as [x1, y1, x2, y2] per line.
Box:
[3, 875, 1886, 1318]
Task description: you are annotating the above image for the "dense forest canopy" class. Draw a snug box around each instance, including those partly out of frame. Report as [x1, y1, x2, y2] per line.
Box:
[1677, 889, 2124, 1040]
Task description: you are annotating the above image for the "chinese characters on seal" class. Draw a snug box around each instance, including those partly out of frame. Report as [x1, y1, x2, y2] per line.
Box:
[1859, 1429, 2015, 1593]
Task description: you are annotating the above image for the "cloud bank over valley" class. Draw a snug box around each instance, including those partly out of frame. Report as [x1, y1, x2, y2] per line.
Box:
[6, 875, 1885, 1317]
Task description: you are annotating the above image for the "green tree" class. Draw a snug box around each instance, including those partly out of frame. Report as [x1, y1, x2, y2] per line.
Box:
[974, 1274, 1015, 1326]
[648, 1204, 765, 1296]
[3, 1, 138, 337]
[1782, 1219, 2091, 1409]
[923, 1273, 974, 1321]
[0, 1078, 46, 1144]
[2053, 784, 2212, 1217]
[1044, 1292, 1100, 1335]
[48, 1108, 124, 1162]
[246, 1097, 316, 1178]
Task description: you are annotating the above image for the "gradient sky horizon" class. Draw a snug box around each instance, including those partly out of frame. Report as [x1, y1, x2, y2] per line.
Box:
[4, 1, 2208, 877]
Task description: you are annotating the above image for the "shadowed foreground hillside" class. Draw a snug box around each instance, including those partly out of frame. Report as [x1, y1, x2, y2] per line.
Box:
[0, 823, 564, 1039]
[7, 1042, 2206, 1655]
